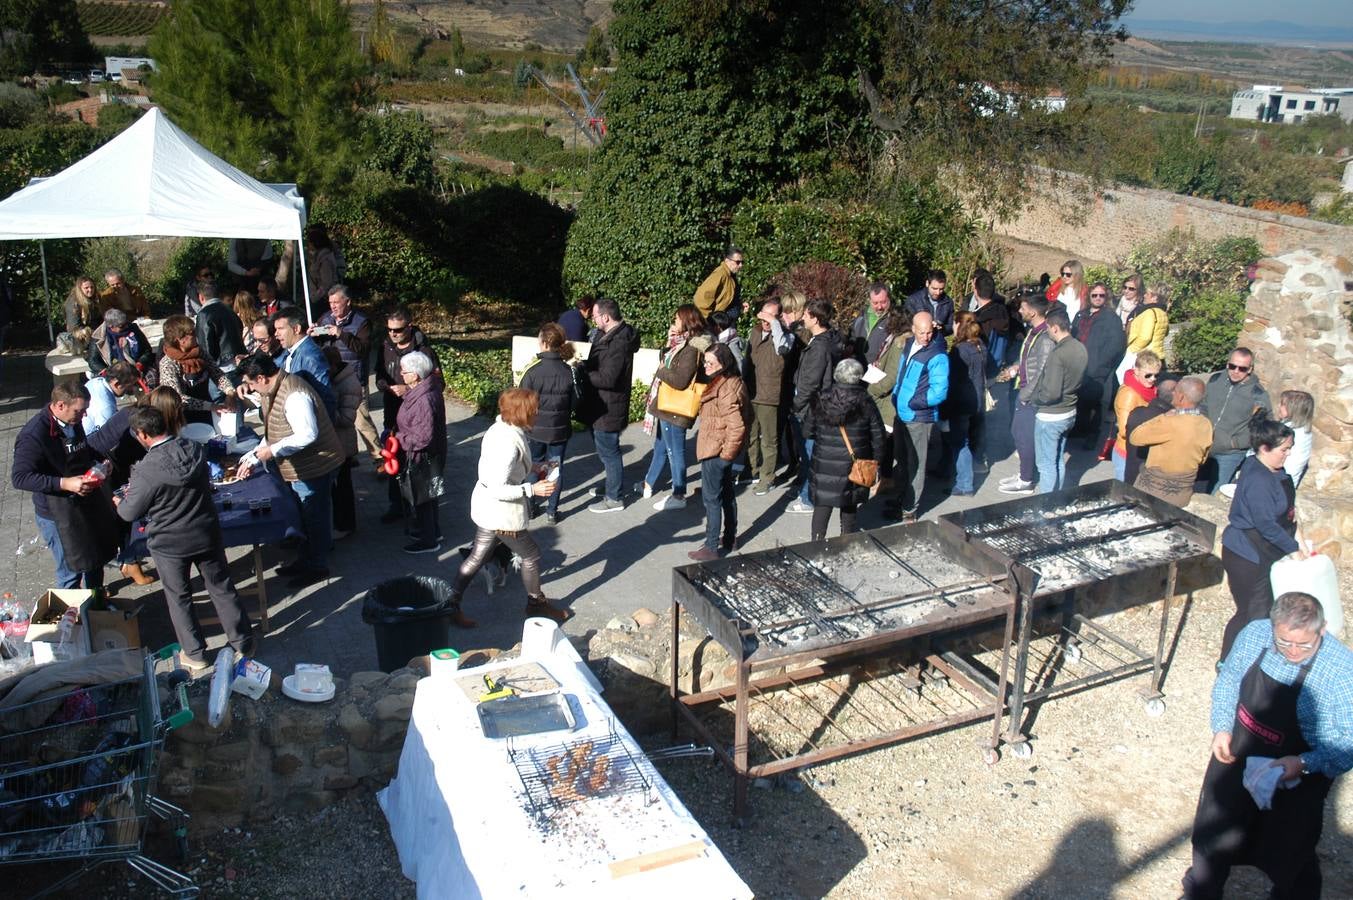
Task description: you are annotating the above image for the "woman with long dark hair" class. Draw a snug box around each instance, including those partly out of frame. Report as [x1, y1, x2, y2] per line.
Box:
[639, 304, 712, 510]
[944, 312, 987, 496]
[689, 343, 748, 561]
[1217, 412, 1307, 664]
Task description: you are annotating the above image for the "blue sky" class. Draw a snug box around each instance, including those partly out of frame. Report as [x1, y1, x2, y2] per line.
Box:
[1125, 0, 1344, 27]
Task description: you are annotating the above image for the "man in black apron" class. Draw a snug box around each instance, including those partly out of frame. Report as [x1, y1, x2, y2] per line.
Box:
[1184, 591, 1353, 898]
[11, 381, 120, 588]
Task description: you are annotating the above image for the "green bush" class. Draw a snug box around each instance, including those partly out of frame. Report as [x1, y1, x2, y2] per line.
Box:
[468, 128, 587, 171]
[1170, 288, 1248, 375]
[80, 236, 141, 289]
[433, 342, 512, 414]
[0, 83, 44, 128]
[150, 237, 228, 312]
[628, 380, 649, 424]
[1125, 230, 1260, 310]
[360, 110, 437, 191]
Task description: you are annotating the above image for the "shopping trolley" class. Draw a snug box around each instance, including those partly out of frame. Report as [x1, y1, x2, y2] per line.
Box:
[0, 645, 197, 898]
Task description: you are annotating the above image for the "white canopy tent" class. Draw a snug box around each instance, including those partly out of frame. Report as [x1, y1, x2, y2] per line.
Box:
[0, 107, 313, 338]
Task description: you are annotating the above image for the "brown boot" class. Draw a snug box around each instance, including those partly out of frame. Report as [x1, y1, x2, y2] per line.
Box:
[450, 603, 477, 629]
[121, 562, 156, 586]
[525, 595, 571, 623]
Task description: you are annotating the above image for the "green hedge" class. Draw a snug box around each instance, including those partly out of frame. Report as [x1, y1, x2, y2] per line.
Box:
[433, 342, 512, 414]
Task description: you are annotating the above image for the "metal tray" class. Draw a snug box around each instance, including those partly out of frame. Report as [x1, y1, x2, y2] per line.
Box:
[477, 692, 577, 740]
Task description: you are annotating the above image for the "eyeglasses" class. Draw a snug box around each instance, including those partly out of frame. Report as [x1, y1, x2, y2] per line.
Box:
[1123, 285, 1138, 292]
[1227, 363, 1252, 373]
[1061, 271, 1073, 277]
[729, 258, 744, 265]
[388, 326, 410, 335]
[1140, 372, 1159, 380]
[1274, 636, 1319, 653]
[1090, 293, 1107, 298]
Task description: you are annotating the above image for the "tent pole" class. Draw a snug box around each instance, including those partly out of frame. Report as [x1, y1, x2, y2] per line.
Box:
[39, 241, 53, 343]
[295, 225, 312, 327]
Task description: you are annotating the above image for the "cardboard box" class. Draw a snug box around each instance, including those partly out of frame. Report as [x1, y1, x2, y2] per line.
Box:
[26, 589, 93, 664]
[87, 596, 142, 652]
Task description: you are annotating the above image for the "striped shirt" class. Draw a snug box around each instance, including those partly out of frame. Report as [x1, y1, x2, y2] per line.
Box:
[1212, 619, 1353, 778]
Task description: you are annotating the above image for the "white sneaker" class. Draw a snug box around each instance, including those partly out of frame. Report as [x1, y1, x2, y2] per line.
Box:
[653, 494, 687, 511]
[633, 482, 653, 499]
[999, 479, 1036, 495]
[787, 499, 813, 513]
[998, 474, 1022, 488]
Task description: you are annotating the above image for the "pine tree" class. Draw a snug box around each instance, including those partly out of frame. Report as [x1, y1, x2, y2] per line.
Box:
[148, 0, 367, 195]
[0, 0, 93, 76]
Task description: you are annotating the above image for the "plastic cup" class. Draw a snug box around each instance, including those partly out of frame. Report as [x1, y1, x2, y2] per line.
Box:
[248, 498, 262, 517]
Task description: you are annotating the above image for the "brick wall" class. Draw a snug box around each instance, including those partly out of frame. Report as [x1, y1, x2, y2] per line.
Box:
[56, 97, 103, 126]
[987, 170, 1353, 260]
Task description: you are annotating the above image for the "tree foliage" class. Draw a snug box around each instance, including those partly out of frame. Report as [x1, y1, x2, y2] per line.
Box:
[148, 0, 367, 194]
[859, 0, 1128, 219]
[562, 0, 870, 341]
[0, 0, 92, 77]
[575, 25, 611, 71]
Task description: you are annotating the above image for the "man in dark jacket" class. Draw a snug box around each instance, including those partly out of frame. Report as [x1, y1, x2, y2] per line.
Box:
[12, 380, 118, 589]
[273, 306, 337, 421]
[788, 298, 841, 512]
[1124, 378, 1176, 486]
[116, 406, 254, 672]
[520, 331, 575, 524]
[1032, 309, 1089, 494]
[972, 272, 1010, 376]
[885, 311, 949, 521]
[1202, 347, 1271, 493]
[315, 285, 379, 457]
[193, 280, 245, 382]
[848, 283, 893, 365]
[904, 269, 955, 337]
[376, 306, 441, 521]
[583, 299, 640, 513]
[557, 296, 594, 342]
[1071, 283, 1127, 453]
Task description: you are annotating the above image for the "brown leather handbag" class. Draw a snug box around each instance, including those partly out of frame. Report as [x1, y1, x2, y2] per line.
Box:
[840, 427, 879, 487]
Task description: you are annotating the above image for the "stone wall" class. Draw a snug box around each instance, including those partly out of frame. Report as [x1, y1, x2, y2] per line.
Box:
[1238, 249, 1353, 558]
[160, 667, 423, 826]
[986, 170, 1353, 261]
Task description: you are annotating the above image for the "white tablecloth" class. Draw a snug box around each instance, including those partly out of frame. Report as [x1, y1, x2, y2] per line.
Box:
[378, 655, 752, 900]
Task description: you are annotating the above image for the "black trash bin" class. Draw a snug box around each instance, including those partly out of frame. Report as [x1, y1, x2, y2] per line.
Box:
[362, 576, 458, 673]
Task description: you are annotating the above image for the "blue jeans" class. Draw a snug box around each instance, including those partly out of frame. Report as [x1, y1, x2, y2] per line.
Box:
[1034, 415, 1075, 494]
[798, 438, 815, 505]
[1211, 451, 1247, 494]
[36, 514, 105, 590]
[1113, 450, 1127, 482]
[592, 429, 623, 501]
[947, 413, 983, 493]
[529, 438, 569, 516]
[644, 421, 688, 497]
[289, 472, 335, 571]
[701, 457, 736, 550]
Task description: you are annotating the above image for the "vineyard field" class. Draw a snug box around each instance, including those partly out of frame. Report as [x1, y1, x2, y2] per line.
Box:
[76, 1, 168, 37]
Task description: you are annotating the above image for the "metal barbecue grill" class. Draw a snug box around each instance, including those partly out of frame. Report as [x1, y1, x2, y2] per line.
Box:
[671, 522, 1026, 817]
[938, 480, 1216, 758]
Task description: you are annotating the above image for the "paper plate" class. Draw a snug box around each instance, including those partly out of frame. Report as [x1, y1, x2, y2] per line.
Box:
[181, 422, 216, 443]
[282, 674, 335, 703]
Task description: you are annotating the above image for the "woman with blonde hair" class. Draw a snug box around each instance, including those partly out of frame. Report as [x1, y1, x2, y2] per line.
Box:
[63, 275, 99, 347]
[519, 322, 576, 525]
[233, 290, 261, 330]
[639, 304, 712, 510]
[1118, 273, 1144, 328]
[1112, 350, 1162, 481]
[1277, 389, 1314, 487]
[1046, 259, 1087, 316]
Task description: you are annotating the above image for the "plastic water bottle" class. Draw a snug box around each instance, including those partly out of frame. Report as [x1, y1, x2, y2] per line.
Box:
[52, 608, 80, 661]
[207, 646, 236, 728]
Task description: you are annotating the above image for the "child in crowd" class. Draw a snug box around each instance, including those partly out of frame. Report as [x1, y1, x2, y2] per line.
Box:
[1277, 389, 1314, 487]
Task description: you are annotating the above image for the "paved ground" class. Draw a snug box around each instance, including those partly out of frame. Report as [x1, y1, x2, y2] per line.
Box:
[1, 350, 1115, 677]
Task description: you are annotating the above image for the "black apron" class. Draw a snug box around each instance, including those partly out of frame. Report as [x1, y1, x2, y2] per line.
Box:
[45, 420, 121, 573]
[1191, 649, 1331, 894]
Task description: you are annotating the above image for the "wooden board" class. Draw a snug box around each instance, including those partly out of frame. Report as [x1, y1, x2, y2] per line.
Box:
[608, 840, 709, 879]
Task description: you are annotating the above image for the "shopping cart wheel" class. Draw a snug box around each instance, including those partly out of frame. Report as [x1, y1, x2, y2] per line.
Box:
[982, 748, 1000, 766]
[1144, 698, 1166, 718]
[1010, 741, 1033, 760]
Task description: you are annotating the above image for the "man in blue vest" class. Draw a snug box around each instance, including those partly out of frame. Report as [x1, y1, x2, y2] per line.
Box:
[885, 311, 949, 523]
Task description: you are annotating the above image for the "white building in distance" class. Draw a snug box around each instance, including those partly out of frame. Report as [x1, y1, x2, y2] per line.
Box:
[1230, 85, 1353, 125]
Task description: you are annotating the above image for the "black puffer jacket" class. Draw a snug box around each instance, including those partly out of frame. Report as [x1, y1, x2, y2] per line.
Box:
[581, 322, 641, 432]
[943, 340, 987, 418]
[115, 437, 223, 559]
[520, 352, 575, 444]
[792, 327, 844, 434]
[808, 382, 885, 509]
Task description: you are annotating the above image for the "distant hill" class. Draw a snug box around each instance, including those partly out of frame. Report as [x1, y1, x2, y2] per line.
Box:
[352, 0, 615, 52]
[1126, 18, 1353, 47]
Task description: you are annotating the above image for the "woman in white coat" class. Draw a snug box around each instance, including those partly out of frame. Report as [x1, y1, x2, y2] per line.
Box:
[448, 387, 567, 627]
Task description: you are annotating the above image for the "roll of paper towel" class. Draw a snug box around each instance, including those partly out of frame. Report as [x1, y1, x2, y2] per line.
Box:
[1271, 554, 1342, 637]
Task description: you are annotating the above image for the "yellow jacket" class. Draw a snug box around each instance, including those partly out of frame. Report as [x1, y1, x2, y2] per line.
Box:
[693, 263, 738, 319]
[1125, 305, 1167, 357]
[99, 284, 151, 319]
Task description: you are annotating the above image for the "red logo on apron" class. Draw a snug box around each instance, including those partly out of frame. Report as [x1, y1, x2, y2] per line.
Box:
[1238, 703, 1283, 746]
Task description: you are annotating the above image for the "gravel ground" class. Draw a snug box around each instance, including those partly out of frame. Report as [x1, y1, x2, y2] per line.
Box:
[14, 574, 1353, 898]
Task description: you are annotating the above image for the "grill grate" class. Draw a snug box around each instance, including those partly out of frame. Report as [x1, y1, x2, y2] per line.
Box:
[507, 722, 655, 824]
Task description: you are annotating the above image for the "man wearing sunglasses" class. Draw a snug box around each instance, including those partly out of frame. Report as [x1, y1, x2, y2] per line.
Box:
[1184, 591, 1353, 899]
[1203, 346, 1271, 493]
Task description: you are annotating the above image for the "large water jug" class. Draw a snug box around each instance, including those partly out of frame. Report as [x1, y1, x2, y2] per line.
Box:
[1270, 554, 1342, 638]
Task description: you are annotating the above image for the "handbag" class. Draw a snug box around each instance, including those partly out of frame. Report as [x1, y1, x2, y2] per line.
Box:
[398, 455, 447, 507]
[656, 379, 705, 420]
[839, 427, 880, 488]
